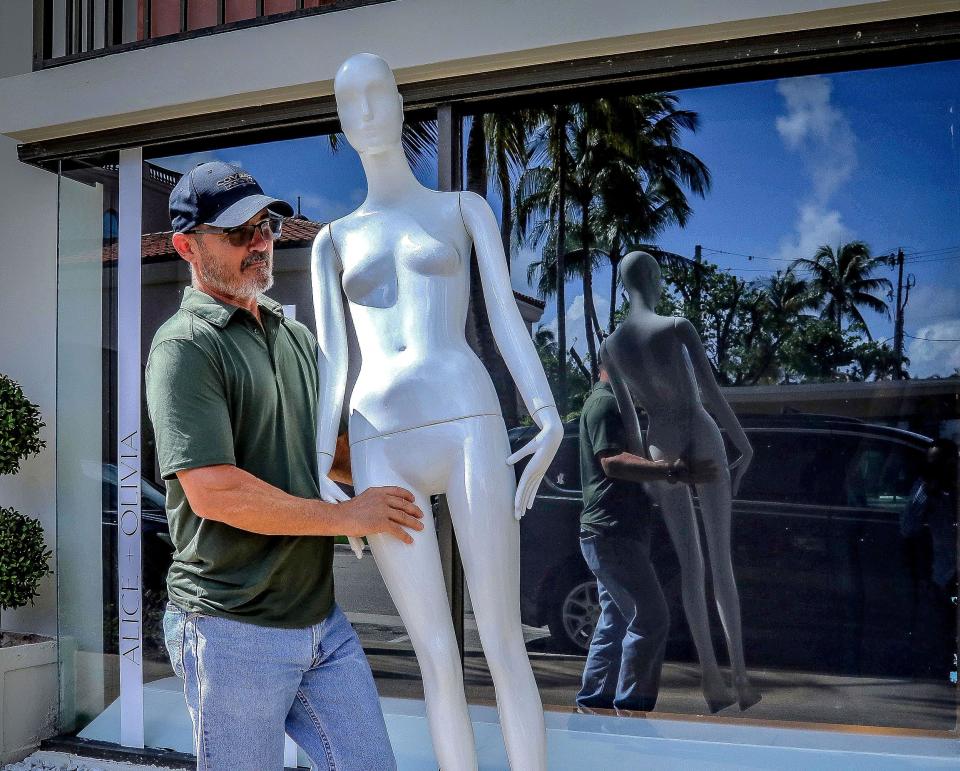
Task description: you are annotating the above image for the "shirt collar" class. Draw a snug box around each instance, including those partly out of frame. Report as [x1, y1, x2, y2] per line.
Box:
[180, 286, 285, 329]
[594, 380, 614, 394]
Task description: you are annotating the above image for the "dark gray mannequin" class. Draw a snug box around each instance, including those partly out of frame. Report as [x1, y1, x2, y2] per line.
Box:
[602, 250, 760, 712]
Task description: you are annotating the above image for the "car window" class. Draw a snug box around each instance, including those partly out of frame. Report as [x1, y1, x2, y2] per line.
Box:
[843, 439, 925, 512]
[737, 430, 842, 506]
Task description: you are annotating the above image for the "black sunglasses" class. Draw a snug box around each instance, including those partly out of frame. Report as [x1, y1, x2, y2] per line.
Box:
[192, 214, 285, 247]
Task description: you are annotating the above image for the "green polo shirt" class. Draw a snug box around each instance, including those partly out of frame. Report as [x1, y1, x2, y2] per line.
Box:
[579, 380, 650, 541]
[145, 286, 333, 628]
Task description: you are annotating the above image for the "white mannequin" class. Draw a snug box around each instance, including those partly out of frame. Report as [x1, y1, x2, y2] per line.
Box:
[602, 250, 760, 712]
[311, 53, 562, 771]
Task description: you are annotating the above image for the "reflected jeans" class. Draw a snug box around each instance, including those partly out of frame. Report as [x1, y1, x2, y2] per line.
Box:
[577, 532, 669, 712]
[163, 601, 396, 771]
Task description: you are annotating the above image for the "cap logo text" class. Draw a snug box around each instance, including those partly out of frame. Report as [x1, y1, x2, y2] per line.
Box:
[216, 172, 256, 191]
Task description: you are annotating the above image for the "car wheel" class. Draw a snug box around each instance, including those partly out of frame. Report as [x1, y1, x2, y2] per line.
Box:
[547, 576, 599, 653]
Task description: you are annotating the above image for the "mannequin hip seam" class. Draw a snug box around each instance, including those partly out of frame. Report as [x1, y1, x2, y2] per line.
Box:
[348, 411, 502, 446]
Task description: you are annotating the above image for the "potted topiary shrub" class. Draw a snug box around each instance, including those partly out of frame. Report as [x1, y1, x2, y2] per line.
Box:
[0, 373, 57, 763]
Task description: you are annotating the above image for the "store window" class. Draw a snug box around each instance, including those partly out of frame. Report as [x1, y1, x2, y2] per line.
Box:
[463, 59, 958, 731]
[53, 57, 958, 756]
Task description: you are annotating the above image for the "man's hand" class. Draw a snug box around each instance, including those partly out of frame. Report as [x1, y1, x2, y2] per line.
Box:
[339, 486, 425, 545]
[670, 458, 719, 485]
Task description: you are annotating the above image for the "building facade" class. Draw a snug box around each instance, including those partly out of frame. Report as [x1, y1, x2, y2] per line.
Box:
[1, 0, 958, 767]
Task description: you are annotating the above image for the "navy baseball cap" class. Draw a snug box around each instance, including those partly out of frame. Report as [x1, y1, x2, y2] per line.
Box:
[169, 161, 294, 233]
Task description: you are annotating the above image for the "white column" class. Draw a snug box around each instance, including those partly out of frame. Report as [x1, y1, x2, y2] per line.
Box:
[117, 148, 144, 748]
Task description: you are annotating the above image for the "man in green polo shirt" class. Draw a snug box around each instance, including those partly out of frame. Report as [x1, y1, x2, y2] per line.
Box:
[148, 162, 420, 770]
[577, 359, 715, 714]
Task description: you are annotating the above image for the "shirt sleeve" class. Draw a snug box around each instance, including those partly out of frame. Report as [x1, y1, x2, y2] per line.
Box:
[146, 339, 236, 480]
[584, 395, 625, 459]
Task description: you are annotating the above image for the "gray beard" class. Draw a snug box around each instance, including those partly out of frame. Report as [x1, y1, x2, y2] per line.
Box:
[192, 247, 273, 300]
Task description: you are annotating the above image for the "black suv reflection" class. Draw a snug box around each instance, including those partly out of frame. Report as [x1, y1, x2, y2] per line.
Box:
[511, 413, 955, 678]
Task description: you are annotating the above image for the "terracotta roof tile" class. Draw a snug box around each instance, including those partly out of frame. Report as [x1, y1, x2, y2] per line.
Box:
[103, 217, 322, 262]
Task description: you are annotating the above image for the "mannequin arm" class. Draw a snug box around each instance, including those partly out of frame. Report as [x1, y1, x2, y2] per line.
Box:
[458, 192, 556, 416]
[676, 318, 753, 491]
[311, 224, 349, 470]
[311, 224, 363, 557]
[459, 191, 562, 518]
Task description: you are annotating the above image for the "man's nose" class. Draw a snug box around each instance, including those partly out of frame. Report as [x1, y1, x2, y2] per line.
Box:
[249, 226, 270, 251]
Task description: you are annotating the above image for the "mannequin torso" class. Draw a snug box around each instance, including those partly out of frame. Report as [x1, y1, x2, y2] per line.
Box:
[606, 314, 720, 461]
[328, 191, 501, 444]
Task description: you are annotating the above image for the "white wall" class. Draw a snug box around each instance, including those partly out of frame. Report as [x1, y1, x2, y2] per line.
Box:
[0, 1, 35, 79]
[0, 136, 59, 637]
[0, 0, 951, 141]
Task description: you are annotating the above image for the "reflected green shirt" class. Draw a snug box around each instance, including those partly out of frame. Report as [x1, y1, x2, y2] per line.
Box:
[578, 381, 650, 540]
[145, 287, 333, 628]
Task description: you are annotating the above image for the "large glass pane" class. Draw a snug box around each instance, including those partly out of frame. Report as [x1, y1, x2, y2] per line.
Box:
[56, 156, 119, 737]
[463, 59, 960, 733]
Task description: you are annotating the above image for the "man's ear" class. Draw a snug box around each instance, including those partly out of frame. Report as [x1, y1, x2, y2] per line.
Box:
[171, 232, 195, 261]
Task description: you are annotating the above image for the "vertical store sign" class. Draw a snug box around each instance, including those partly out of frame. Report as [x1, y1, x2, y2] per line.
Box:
[118, 149, 144, 747]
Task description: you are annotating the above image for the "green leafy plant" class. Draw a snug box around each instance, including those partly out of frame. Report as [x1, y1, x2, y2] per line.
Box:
[0, 374, 50, 639]
[0, 506, 52, 612]
[0, 373, 46, 476]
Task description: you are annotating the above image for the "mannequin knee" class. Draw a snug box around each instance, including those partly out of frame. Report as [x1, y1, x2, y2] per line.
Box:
[481, 634, 531, 684]
[415, 635, 463, 688]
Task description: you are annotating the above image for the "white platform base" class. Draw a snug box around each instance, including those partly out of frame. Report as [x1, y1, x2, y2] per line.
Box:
[77, 677, 958, 769]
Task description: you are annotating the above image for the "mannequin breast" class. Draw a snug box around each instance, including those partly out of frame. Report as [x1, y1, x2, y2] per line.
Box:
[333, 203, 502, 444]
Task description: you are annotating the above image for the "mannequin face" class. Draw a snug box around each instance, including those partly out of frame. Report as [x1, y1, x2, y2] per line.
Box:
[334, 53, 404, 154]
[619, 251, 661, 309]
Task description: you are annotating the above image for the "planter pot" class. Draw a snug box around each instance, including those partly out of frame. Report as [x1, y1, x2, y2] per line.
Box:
[0, 633, 58, 764]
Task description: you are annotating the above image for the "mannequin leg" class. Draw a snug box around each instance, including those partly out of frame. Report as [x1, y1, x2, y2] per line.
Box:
[649, 478, 734, 712]
[695, 473, 760, 709]
[445, 417, 547, 771]
[353, 440, 478, 771]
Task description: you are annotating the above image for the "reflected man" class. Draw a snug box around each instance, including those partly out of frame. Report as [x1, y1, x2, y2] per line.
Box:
[577, 360, 715, 713]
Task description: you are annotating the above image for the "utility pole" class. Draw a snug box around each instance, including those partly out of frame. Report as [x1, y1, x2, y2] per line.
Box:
[891, 248, 915, 380]
[691, 244, 703, 336]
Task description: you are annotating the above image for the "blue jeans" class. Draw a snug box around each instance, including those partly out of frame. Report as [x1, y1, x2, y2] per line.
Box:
[163, 601, 396, 771]
[577, 532, 669, 712]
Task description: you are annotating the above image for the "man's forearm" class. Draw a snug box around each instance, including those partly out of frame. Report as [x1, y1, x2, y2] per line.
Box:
[601, 452, 672, 484]
[178, 464, 341, 536]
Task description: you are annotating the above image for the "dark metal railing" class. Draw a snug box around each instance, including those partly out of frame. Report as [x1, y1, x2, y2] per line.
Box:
[33, 0, 395, 70]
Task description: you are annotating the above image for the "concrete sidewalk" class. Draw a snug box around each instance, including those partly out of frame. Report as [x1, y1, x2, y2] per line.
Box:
[3, 751, 180, 771]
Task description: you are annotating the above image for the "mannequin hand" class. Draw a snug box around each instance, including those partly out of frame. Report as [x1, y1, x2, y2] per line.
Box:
[671, 457, 719, 485]
[506, 406, 563, 520]
[319, 475, 365, 559]
[728, 447, 754, 497]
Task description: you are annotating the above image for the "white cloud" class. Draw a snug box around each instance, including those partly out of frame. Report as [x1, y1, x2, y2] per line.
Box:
[774, 76, 860, 267]
[775, 203, 851, 263]
[543, 291, 611, 358]
[905, 319, 960, 378]
[902, 284, 960, 329]
[775, 76, 857, 204]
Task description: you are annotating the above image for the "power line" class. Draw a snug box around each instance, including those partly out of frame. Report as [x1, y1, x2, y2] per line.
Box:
[904, 331, 960, 343]
[903, 244, 960, 257]
[700, 246, 756, 259]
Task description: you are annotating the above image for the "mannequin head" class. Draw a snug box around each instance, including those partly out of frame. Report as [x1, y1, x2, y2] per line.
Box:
[334, 53, 404, 154]
[618, 251, 661, 310]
